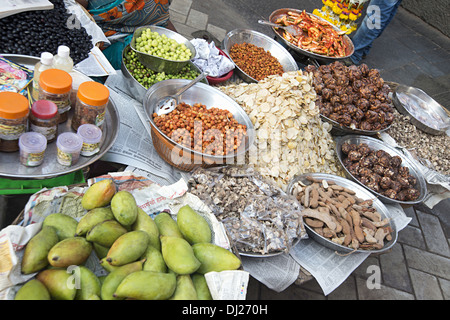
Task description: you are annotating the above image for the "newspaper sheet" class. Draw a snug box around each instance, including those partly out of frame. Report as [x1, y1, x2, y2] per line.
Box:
[0, 172, 248, 300]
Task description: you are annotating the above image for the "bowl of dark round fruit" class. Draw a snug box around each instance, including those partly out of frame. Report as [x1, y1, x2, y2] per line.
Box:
[121, 45, 207, 102]
[335, 135, 427, 205]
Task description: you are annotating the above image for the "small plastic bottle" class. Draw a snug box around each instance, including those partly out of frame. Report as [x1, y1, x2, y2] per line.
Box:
[19, 132, 47, 167]
[31, 52, 54, 101]
[56, 132, 83, 166]
[77, 124, 102, 156]
[52, 45, 74, 73]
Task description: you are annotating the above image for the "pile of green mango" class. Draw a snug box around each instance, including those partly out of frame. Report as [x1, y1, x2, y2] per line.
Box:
[15, 179, 241, 300]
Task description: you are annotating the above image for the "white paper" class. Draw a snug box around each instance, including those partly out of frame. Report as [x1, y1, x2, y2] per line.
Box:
[240, 253, 300, 293]
[0, 0, 53, 19]
[190, 39, 234, 78]
[205, 270, 249, 300]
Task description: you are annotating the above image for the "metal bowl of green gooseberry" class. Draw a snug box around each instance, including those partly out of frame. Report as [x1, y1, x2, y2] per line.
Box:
[121, 45, 207, 102]
[130, 25, 196, 74]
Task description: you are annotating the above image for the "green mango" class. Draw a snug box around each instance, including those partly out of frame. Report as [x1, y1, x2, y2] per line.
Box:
[21, 226, 59, 275]
[192, 243, 241, 274]
[99, 258, 119, 273]
[110, 190, 138, 227]
[36, 269, 77, 300]
[75, 266, 102, 300]
[106, 230, 149, 266]
[43, 213, 78, 241]
[81, 179, 116, 210]
[47, 237, 92, 268]
[15, 279, 51, 300]
[114, 271, 176, 300]
[154, 212, 183, 238]
[87, 294, 101, 300]
[177, 205, 212, 244]
[160, 236, 200, 275]
[132, 208, 160, 251]
[169, 275, 198, 300]
[75, 207, 114, 236]
[93, 242, 110, 260]
[142, 245, 167, 273]
[101, 259, 144, 300]
[192, 273, 213, 300]
[86, 219, 127, 247]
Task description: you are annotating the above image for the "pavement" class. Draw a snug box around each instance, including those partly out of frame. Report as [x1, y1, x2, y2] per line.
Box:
[169, 0, 450, 300]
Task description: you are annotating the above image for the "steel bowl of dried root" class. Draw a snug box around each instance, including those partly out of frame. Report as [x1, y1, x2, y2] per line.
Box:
[287, 172, 397, 254]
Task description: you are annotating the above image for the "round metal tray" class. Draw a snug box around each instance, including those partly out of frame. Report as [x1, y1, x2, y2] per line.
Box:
[335, 135, 427, 205]
[268, 8, 354, 62]
[0, 54, 120, 179]
[286, 172, 397, 254]
[393, 84, 450, 135]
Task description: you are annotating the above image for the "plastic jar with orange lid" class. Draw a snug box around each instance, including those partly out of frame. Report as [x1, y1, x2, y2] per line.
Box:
[0, 92, 29, 152]
[71, 81, 110, 131]
[38, 68, 72, 124]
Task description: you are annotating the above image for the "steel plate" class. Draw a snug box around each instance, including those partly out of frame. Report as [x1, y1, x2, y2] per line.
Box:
[287, 172, 398, 254]
[393, 84, 450, 135]
[0, 54, 120, 179]
[335, 135, 427, 205]
[268, 8, 354, 62]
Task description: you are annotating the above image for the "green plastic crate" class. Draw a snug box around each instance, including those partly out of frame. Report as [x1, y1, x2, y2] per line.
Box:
[0, 170, 86, 195]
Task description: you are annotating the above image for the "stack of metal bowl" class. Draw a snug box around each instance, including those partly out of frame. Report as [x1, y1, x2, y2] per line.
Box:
[222, 29, 298, 83]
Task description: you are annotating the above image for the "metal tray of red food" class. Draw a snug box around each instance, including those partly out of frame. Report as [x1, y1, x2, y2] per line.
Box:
[268, 8, 354, 62]
[0, 54, 119, 179]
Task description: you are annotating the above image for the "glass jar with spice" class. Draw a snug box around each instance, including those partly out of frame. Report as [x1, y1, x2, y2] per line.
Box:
[71, 81, 110, 131]
[0, 92, 29, 152]
[30, 100, 59, 143]
[38, 69, 72, 124]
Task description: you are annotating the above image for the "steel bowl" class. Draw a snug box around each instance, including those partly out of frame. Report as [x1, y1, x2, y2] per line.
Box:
[335, 135, 427, 205]
[130, 25, 196, 74]
[143, 79, 255, 171]
[222, 29, 298, 83]
[286, 172, 398, 254]
[393, 84, 450, 135]
[121, 45, 207, 102]
[268, 8, 354, 63]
